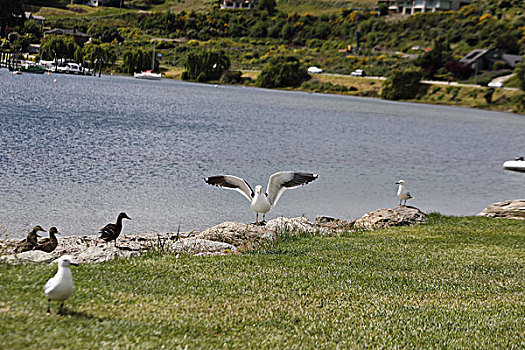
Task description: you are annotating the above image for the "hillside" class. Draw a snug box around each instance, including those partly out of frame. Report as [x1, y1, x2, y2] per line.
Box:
[27, 0, 382, 17]
[4, 0, 523, 112]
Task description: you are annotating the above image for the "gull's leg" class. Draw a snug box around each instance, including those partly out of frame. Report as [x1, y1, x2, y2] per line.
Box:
[262, 214, 266, 225]
[399, 199, 402, 206]
[47, 299, 51, 313]
[255, 213, 259, 225]
[59, 302, 64, 314]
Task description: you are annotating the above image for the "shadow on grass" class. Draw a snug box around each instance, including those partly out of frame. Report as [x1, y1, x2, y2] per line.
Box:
[56, 309, 104, 321]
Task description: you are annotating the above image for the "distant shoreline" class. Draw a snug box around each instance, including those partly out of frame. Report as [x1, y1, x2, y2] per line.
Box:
[159, 68, 524, 115]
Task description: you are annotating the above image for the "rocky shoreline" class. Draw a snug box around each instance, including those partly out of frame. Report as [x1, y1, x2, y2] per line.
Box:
[1, 200, 523, 265]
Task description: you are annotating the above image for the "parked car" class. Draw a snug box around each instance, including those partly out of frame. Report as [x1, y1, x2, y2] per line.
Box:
[308, 66, 323, 74]
[487, 81, 504, 88]
[350, 69, 365, 77]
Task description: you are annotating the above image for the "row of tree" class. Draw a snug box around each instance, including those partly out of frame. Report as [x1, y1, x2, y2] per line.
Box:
[39, 36, 116, 75]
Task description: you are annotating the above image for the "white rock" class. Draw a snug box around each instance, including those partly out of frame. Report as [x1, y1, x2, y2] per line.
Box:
[0, 250, 55, 265]
[171, 238, 237, 255]
[478, 199, 525, 220]
[266, 217, 330, 235]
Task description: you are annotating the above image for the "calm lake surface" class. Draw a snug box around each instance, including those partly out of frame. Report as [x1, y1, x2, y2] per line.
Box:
[1, 70, 524, 238]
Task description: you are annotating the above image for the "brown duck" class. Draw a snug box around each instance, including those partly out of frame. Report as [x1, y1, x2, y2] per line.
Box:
[34, 227, 59, 253]
[99, 212, 131, 247]
[14, 226, 46, 253]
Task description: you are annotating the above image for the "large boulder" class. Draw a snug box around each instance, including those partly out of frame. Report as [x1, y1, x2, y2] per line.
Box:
[266, 216, 332, 235]
[72, 245, 141, 264]
[0, 250, 56, 265]
[195, 222, 271, 251]
[478, 199, 525, 220]
[354, 206, 427, 230]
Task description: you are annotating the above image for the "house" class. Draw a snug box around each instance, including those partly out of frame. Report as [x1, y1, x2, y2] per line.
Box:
[28, 44, 40, 54]
[460, 48, 523, 72]
[24, 12, 46, 27]
[84, 0, 119, 7]
[44, 28, 91, 45]
[377, 0, 473, 15]
[502, 54, 523, 69]
[220, 0, 258, 9]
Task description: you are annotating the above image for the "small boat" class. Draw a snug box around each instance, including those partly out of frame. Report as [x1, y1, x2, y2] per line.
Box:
[10, 62, 46, 74]
[20, 65, 46, 74]
[134, 70, 162, 80]
[503, 157, 525, 173]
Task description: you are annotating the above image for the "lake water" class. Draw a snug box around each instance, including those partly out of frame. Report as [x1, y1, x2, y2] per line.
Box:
[1, 70, 524, 238]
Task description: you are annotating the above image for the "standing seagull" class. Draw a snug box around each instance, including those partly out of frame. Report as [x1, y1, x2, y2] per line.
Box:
[204, 171, 318, 225]
[99, 212, 131, 248]
[14, 226, 46, 253]
[34, 227, 59, 253]
[44, 255, 78, 314]
[396, 180, 413, 206]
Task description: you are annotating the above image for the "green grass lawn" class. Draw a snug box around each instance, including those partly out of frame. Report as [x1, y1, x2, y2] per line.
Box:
[1, 214, 524, 348]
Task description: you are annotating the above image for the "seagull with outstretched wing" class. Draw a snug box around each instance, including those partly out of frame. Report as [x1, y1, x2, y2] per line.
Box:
[204, 171, 318, 225]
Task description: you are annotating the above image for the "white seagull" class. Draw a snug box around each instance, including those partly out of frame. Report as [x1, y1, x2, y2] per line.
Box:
[204, 171, 318, 225]
[44, 255, 78, 314]
[396, 180, 413, 206]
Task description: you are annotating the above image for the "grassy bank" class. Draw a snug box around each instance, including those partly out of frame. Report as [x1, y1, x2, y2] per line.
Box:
[1, 214, 524, 348]
[233, 69, 524, 113]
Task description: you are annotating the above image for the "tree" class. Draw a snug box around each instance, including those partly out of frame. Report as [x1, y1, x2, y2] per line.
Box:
[84, 42, 116, 76]
[39, 36, 79, 70]
[381, 69, 424, 100]
[257, 0, 277, 14]
[378, 3, 389, 16]
[414, 39, 451, 78]
[0, 0, 24, 37]
[495, 33, 521, 55]
[249, 21, 267, 38]
[23, 20, 42, 42]
[280, 22, 294, 40]
[181, 49, 230, 82]
[256, 55, 310, 88]
[444, 60, 473, 80]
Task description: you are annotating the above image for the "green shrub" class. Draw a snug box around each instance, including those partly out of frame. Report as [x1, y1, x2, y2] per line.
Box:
[515, 61, 525, 91]
[256, 55, 310, 88]
[511, 93, 525, 113]
[484, 88, 495, 104]
[220, 70, 243, 84]
[493, 60, 507, 71]
[181, 49, 230, 82]
[381, 69, 423, 100]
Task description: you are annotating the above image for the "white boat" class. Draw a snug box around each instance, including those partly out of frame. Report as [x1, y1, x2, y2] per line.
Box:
[134, 42, 161, 80]
[56, 62, 92, 75]
[134, 70, 162, 80]
[503, 157, 525, 173]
